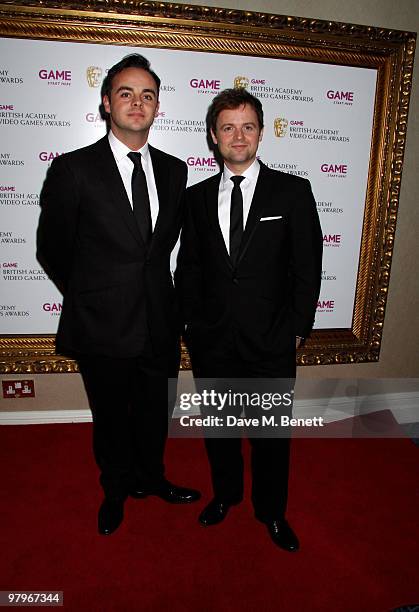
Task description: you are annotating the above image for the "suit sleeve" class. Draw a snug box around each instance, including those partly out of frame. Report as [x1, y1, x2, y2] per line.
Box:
[289, 179, 323, 337]
[174, 161, 188, 236]
[174, 188, 204, 326]
[36, 155, 80, 295]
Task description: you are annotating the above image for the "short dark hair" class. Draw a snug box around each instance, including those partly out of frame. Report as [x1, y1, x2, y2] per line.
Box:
[207, 88, 264, 132]
[101, 53, 161, 103]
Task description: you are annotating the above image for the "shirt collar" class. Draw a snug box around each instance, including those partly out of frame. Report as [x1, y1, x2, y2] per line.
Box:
[108, 130, 150, 163]
[222, 158, 260, 186]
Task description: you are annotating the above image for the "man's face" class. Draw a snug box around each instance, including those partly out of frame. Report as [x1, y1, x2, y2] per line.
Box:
[103, 67, 159, 144]
[211, 103, 263, 171]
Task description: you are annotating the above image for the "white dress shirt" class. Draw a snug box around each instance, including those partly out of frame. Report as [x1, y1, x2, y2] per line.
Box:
[218, 159, 260, 252]
[108, 130, 159, 230]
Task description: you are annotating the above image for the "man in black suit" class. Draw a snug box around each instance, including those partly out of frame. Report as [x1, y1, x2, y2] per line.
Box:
[37, 54, 200, 535]
[176, 88, 322, 551]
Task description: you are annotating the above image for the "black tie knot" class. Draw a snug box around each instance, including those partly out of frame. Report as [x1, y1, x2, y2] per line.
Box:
[230, 175, 245, 187]
[128, 151, 142, 166]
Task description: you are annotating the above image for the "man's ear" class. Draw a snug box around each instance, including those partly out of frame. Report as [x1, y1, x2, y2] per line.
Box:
[210, 128, 218, 146]
[154, 100, 160, 117]
[259, 127, 264, 143]
[103, 95, 110, 115]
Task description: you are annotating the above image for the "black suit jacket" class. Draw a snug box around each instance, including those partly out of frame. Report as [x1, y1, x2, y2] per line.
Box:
[37, 136, 187, 358]
[175, 162, 322, 363]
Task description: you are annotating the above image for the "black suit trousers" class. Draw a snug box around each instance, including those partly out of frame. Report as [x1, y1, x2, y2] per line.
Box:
[191, 332, 295, 522]
[78, 344, 179, 500]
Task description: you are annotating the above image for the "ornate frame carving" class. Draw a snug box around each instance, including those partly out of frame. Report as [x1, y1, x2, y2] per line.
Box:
[0, 0, 416, 372]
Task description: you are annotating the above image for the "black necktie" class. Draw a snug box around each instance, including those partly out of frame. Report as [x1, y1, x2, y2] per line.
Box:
[229, 175, 245, 265]
[127, 151, 152, 245]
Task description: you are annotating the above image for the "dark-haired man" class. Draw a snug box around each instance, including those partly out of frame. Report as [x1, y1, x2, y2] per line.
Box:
[37, 54, 200, 536]
[176, 88, 322, 551]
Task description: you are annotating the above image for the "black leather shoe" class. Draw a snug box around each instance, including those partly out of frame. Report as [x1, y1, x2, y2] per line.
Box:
[265, 519, 300, 552]
[199, 499, 235, 526]
[98, 498, 124, 535]
[129, 481, 201, 504]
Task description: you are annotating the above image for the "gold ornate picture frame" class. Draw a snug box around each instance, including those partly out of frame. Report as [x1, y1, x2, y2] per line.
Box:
[0, 0, 416, 372]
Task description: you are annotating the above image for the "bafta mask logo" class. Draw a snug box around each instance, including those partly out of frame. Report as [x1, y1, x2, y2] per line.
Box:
[274, 117, 289, 138]
[234, 76, 249, 89]
[86, 66, 102, 88]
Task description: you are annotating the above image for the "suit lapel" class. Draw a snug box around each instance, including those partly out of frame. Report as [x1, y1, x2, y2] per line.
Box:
[237, 162, 273, 266]
[94, 137, 144, 246]
[205, 173, 233, 270]
[148, 146, 170, 247]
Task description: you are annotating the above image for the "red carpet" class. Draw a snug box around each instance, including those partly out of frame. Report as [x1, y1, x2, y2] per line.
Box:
[0, 411, 418, 611]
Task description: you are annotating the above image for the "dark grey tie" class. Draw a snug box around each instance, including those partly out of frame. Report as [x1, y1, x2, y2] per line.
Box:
[127, 151, 152, 245]
[229, 175, 245, 265]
